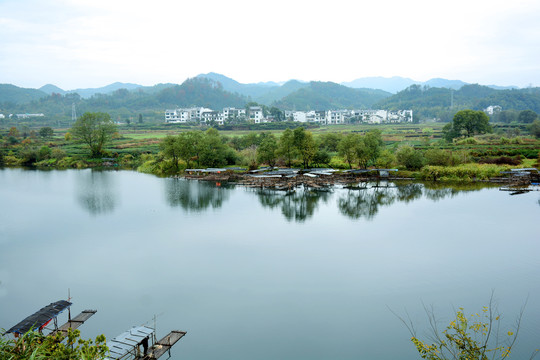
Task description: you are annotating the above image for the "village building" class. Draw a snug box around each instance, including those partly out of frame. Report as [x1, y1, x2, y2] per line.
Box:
[165, 106, 413, 125]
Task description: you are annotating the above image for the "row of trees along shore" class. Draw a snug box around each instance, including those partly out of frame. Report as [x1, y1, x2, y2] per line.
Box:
[1, 109, 540, 179]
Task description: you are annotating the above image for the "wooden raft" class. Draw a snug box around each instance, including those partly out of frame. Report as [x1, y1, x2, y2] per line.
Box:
[141, 330, 187, 359]
[49, 310, 97, 338]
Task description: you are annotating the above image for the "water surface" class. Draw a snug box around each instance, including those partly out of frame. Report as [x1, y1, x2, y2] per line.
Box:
[0, 168, 539, 360]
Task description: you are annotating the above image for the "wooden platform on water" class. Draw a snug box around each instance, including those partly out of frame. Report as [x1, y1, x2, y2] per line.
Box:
[140, 330, 187, 359]
[49, 310, 97, 338]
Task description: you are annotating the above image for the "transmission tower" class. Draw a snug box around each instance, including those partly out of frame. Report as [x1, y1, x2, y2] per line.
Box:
[72, 103, 77, 123]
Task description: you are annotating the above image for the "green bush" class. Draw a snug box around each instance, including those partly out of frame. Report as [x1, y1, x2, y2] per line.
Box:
[51, 147, 67, 160]
[420, 164, 512, 181]
[38, 146, 52, 160]
[424, 148, 452, 166]
[375, 149, 396, 168]
[396, 146, 425, 170]
[0, 328, 107, 360]
[455, 137, 479, 145]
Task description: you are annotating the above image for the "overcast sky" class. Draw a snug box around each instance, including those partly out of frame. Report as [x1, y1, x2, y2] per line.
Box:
[1, 0, 540, 90]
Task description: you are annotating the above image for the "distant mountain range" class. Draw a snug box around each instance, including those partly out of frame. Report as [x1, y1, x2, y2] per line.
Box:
[39, 82, 142, 98]
[341, 76, 518, 93]
[1, 74, 537, 122]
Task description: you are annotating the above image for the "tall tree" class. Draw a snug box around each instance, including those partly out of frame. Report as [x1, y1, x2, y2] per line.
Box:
[360, 130, 383, 168]
[199, 128, 228, 167]
[38, 127, 54, 139]
[160, 135, 182, 171]
[71, 112, 117, 157]
[177, 131, 203, 168]
[257, 134, 279, 167]
[518, 109, 538, 123]
[444, 109, 492, 140]
[293, 127, 317, 168]
[277, 128, 297, 167]
[338, 133, 360, 169]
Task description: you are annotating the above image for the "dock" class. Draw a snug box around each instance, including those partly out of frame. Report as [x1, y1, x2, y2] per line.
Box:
[141, 331, 187, 359]
[49, 310, 97, 338]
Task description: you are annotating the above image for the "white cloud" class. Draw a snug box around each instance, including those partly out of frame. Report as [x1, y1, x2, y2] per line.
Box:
[1, 0, 539, 89]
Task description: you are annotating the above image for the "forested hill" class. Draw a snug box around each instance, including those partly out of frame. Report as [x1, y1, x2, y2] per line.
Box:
[0, 78, 247, 118]
[272, 81, 391, 111]
[0, 84, 48, 104]
[376, 84, 540, 119]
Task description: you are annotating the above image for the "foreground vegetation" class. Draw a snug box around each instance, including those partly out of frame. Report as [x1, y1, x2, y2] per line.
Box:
[0, 329, 107, 360]
[397, 298, 539, 360]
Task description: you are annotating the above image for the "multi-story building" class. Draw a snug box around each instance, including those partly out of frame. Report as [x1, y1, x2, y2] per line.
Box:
[248, 106, 264, 123]
[165, 107, 213, 123]
[223, 107, 246, 120]
[165, 106, 412, 125]
[306, 111, 326, 123]
[325, 110, 346, 124]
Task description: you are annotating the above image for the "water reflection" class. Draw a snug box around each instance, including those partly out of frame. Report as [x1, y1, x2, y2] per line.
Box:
[164, 179, 231, 212]
[255, 187, 332, 222]
[338, 186, 395, 220]
[423, 182, 497, 202]
[337, 181, 490, 220]
[76, 170, 117, 215]
[251, 182, 493, 222]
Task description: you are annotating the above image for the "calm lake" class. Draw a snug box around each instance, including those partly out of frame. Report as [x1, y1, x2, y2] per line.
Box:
[1, 168, 539, 360]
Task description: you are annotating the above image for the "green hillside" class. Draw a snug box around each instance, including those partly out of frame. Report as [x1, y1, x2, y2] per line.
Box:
[0, 78, 247, 122]
[0, 84, 48, 105]
[273, 81, 391, 110]
[376, 84, 540, 120]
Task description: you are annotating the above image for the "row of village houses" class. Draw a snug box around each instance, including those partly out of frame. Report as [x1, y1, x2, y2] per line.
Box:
[165, 107, 413, 125]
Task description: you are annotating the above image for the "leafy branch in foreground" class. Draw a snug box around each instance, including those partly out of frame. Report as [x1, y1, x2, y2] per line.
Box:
[0, 328, 108, 360]
[391, 295, 539, 360]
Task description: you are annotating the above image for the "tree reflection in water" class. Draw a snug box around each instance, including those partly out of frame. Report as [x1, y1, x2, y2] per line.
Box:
[166, 179, 499, 220]
[76, 170, 117, 215]
[338, 183, 396, 220]
[255, 187, 332, 222]
[338, 181, 490, 220]
[165, 178, 231, 212]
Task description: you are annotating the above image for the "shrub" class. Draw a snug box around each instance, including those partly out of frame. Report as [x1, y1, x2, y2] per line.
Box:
[420, 164, 512, 181]
[51, 148, 67, 160]
[424, 149, 451, 166]
[396, 146, 425, 170]
[38, 146, 52, 160]
[312, 149, 331, 167]
[479, 156, 522, 165]
[455, 137, 479, 145]
[19, 147, 39, 165]
[375, 149, 396, 168]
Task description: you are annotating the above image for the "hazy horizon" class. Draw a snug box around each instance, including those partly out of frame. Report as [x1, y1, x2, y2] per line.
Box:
[1, 0, 539, 90]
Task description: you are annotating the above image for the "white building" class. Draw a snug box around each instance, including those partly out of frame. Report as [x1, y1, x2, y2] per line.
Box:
[484, 105, 502, 115]
[306, 111, 326, 123]
[15, 113, 45, 119]
[248, 106, 264, 123]
[165, 107, 213, 123]
[325, 110, 346, 124]
[292, 111, 307, 123]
